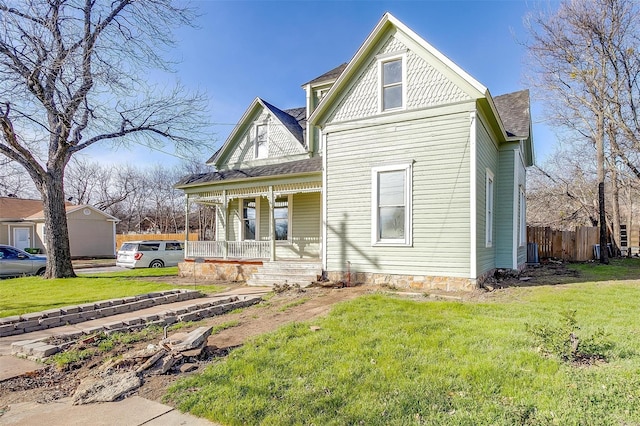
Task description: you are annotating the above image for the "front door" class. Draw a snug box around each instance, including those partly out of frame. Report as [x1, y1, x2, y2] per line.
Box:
[13, 227, 31, 250]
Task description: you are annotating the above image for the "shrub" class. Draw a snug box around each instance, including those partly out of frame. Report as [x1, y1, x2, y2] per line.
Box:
[526, 310, 613, 363]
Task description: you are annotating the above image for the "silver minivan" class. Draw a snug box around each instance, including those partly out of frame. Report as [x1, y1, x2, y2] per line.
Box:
[116, 240, 184, 268]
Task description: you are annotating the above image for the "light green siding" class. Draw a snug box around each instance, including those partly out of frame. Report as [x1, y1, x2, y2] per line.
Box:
[495, 146, 516, 268]
[475, 115, 499, 276]
[516, 152, 528, 267]
[227, 199, 240, 241]
[226, 193, 320, 259]
[325, 108, 473, 277]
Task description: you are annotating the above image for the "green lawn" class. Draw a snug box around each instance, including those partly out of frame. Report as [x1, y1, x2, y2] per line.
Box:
[0, 267, 222, 317]
[167, 261, 640, 425]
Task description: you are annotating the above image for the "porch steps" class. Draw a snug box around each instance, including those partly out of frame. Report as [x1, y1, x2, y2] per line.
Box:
[246, 261, 322, 288]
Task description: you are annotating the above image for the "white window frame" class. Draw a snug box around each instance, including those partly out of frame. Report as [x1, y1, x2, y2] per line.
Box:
[485, 169, 494, 247]
[377, 52, 407, 113]
[274, 194, 292, 243]
[241, 197, 259, 241]
[371, 163, 413, 246]
[255, 124, 268, 159]
[519, 186, 526, 247]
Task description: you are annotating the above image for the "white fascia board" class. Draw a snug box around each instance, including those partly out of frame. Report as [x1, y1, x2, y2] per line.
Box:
[385, 13, 487, 95]
[309, 12, 489, 127]
[207, 97, 263, 167]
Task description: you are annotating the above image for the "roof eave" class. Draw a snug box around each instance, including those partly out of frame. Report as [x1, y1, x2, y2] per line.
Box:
[309, 12, 488, 126]
[176, 170, 322, 190]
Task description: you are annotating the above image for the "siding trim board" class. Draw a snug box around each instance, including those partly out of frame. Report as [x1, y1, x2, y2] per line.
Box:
[469, 111, 477, 279]
[512, 149, 519, 269]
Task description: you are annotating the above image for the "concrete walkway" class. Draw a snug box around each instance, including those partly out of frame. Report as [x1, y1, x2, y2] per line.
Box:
[0, 285, 271, 426]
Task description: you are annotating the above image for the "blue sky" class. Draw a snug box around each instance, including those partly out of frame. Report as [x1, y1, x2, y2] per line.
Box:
[86, 0, 556, 167]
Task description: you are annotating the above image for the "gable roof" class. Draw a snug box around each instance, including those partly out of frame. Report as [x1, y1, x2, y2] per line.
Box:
[0, 197, 45, 220]
[303, 63, 348, 86]
[207, 97, 307, 166]
[493, 89, 531, 138]
[309, 12, 489, 127]
[24, 204, 119, 222]
[262, 100, 305, 145]
[176, 156, 321, 188]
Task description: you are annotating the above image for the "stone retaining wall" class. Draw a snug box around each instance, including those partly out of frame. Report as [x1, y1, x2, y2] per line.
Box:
[0, 290, 202, 338]
[178, 260, 261, 282]
[326, 271, 478, 292]
[10, 295, 263, 360]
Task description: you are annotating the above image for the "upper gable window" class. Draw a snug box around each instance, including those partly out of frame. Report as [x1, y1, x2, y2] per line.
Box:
[379, 54, 406, 112]
[255, 124, 268, 159]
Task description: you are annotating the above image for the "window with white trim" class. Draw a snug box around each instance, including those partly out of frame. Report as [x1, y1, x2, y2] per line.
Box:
[274, 196, 290, 241]
[371, 163, 412, 245]
[519, 187, 526, 246]
[242, 198, 257, 240]
[255, 124, 267, 159]
[486, 170, 494, 247]
[379, 55, 406, 112]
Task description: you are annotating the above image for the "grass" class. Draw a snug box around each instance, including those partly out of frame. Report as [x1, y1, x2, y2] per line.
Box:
[167, 262, 640, 425]
[570, 257, 640, 281]
[277, 296, 311, 312]
[0, 267, 223, 317]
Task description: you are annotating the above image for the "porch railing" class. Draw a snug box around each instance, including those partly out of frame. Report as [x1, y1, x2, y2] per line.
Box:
[186, 240, 270, 259]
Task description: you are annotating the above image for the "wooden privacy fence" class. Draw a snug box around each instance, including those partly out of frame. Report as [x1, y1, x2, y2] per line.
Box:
[527, 226, 599, 261]
[116, 233, 198, 250]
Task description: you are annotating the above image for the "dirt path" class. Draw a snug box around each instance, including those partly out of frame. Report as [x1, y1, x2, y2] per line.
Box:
[0, 285, 370, 407]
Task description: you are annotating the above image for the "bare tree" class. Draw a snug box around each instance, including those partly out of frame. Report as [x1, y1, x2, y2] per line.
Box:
[523, 0, 640, 262]
[0, 1, 211, 277]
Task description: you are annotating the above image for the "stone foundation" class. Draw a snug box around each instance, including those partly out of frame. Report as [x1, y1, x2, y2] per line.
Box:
[178, 260, 262, 282]
[326, 271, 478, 292]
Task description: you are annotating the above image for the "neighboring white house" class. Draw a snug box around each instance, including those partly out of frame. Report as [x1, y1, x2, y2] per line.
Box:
[0, 197, 119, 258]
[175, 13, 534, 291]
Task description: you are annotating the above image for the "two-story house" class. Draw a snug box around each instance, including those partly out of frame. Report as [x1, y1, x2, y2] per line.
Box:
[175, 12, 534, 291]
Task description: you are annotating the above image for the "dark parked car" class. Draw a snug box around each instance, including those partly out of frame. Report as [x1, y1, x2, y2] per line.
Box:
[0, 244, 47, 277]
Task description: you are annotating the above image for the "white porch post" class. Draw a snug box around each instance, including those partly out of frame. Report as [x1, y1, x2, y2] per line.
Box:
[268, 186, 276, 261]
[222, 190, 228, 260]
[184, 195, 190, 256]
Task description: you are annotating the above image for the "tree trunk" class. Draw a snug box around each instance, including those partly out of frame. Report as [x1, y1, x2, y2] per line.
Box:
[596, 111, 609, 264]
[610, 166, 621, 255]
[598, 182, 609, 264]
[40, 169, 76, 278]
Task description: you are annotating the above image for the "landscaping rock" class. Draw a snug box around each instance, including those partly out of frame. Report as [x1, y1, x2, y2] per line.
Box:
[180, 363, 198, 373]
[72, 371, 141, 405]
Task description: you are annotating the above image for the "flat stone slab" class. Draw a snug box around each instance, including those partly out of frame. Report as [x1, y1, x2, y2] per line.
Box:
[0, 396, 215, 425]
[0, 355, 44, 382]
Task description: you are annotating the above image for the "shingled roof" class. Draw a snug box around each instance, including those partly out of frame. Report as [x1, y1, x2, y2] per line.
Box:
[176, 156, 322, 188]
[262, 100, 305, 145]
[493, 89, 531, 138]
[206, 100, 308, 165]
[0, 197, 44, 220]
[303, 63, 348, 86]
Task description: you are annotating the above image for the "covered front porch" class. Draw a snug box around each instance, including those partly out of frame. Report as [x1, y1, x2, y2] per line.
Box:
[183, 182, 322, 262]
[175, 157, 324, 285]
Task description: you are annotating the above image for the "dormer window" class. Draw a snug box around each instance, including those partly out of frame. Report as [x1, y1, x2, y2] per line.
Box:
[255, 124, 267, 159]
[378, 53, 406, 112]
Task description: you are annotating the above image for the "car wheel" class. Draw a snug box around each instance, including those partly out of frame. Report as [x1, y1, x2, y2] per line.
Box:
[149, 260, 164, 268]
[36, 268, 46, 276]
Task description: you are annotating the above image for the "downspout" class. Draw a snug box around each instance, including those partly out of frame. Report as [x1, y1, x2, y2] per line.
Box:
[512, 149, 520, 269]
